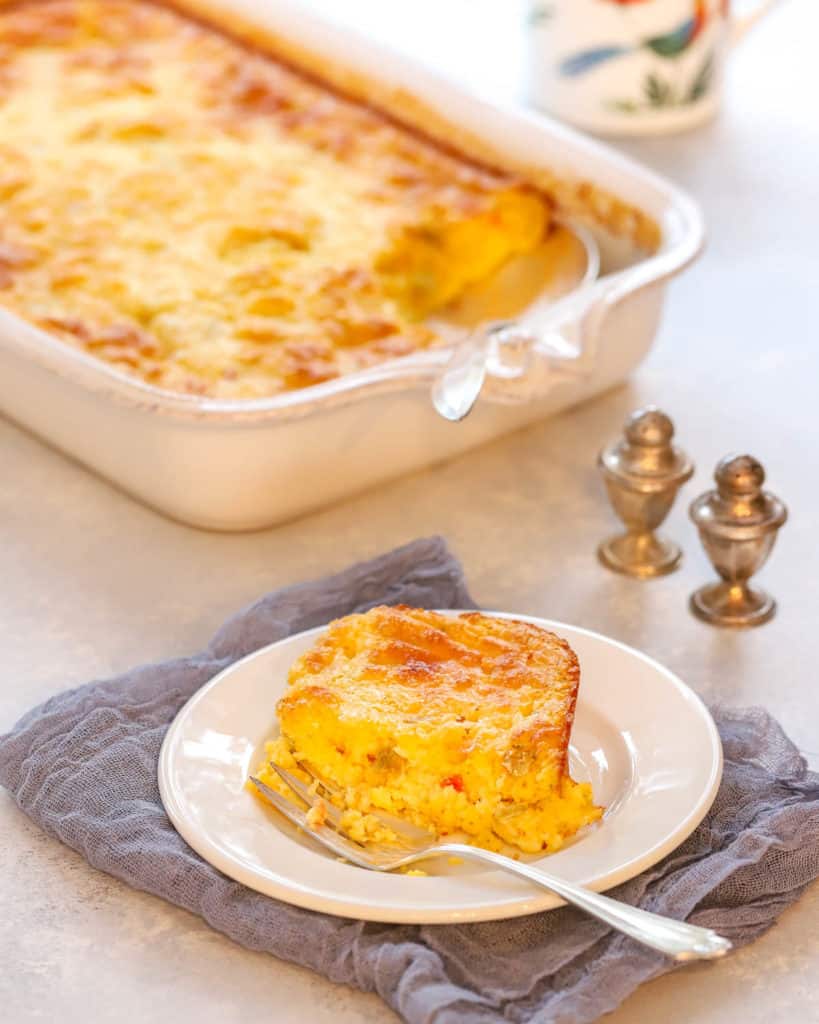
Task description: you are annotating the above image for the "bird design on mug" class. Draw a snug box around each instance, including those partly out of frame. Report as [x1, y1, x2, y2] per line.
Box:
[559, 0, 726, 77]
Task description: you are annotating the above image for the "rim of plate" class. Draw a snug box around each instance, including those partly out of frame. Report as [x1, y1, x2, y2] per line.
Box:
[158, 612, 723, 924]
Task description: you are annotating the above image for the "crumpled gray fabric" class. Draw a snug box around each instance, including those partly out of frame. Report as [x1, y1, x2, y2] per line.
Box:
[1, 536, 818, 1024]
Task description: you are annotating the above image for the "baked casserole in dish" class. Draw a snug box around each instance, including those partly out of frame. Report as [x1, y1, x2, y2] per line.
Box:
[254, 606, 601, 855]
[0, 0, 703, 529]
[0, 0, 660, 400]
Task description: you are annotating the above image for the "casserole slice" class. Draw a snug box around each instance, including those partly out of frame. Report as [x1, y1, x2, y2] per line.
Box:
[255, 606, 602, 855]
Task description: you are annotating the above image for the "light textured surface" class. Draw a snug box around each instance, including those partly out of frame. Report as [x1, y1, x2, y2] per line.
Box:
[1, 0, 818, 1022]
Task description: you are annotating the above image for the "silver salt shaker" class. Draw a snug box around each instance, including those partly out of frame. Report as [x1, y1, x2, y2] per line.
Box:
[689, 454, 787, 627]
[597, 407, 694, 578]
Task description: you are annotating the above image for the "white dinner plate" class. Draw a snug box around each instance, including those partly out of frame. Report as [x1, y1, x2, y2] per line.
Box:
[158, 613, 722, 924]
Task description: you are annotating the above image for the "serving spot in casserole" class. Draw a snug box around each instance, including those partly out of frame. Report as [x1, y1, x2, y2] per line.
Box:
[253, 606, 602, 855]
[0, 0, 551, 398]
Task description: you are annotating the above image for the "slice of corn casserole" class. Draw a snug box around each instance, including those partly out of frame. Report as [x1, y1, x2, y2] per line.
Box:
[254, 606, 601, 855]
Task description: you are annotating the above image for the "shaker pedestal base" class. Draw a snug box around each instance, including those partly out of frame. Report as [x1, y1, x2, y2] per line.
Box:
[597, 532, 682, 579]
[689, 581, 776, 628]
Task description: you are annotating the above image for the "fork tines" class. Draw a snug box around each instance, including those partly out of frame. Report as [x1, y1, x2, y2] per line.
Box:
[249, 774, 375, 866]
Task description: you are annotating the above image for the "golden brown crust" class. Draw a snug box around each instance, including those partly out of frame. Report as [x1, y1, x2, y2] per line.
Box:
[280, 605, 580, 781]
[161, 0, 660, 251]
[0, 0, 553, 398]
[0, 0, 659, 255]
[0, 0, 658, 404]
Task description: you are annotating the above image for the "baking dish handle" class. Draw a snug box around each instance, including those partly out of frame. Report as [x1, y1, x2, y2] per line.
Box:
[476, 275, 614, 406]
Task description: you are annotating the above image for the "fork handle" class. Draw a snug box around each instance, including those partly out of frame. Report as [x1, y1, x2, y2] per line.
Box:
[435, 844, 731, 962]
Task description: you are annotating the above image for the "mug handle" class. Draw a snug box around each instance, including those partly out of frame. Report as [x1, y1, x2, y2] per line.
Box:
[732, 0, 780, 43]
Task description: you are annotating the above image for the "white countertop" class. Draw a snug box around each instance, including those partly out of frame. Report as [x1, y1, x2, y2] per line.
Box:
[2, 1, 818, 1021]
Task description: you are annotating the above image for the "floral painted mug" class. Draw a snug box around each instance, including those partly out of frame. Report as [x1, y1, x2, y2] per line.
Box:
[526, 0, 777, 135]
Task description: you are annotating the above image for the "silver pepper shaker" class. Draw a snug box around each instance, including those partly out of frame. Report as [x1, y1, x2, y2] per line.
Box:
[689, 454, 787, 627]
[597, 407, 694, 578]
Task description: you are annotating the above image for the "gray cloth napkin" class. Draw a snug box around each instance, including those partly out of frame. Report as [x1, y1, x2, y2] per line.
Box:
[2, 537, 818, 1024]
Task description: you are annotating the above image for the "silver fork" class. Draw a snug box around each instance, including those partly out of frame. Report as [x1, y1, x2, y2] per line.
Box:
[250, 769, 731, 962]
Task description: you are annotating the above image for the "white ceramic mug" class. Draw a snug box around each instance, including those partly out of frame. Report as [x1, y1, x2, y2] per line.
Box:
[526, 0, 777, 136]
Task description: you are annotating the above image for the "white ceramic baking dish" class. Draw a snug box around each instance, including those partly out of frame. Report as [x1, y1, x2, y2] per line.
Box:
[0, 0, 704, 531]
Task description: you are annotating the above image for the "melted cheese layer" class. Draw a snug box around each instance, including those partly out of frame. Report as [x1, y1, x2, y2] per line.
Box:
[0, 0, 550, 398]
